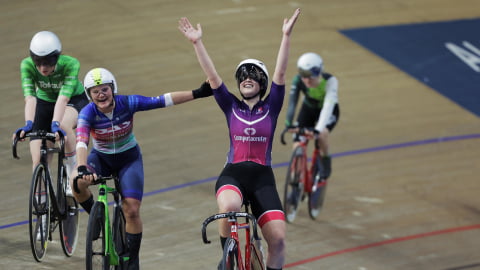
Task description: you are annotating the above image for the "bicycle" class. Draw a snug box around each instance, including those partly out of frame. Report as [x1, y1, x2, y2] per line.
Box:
[280, 127, 329, 222]
[201, 203, 265, 270]
[74, 174, 129, 270]
[12, 130, 80, 262]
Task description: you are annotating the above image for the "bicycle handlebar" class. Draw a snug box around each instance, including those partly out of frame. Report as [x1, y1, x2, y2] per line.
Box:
[73, 175, 116, 194]
[12, 130, 65, 160]
[201, 211, 261, 244]
[280, 126, 318, 145]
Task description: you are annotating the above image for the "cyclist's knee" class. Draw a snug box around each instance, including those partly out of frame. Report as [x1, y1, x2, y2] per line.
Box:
[123, 198, 141, 220]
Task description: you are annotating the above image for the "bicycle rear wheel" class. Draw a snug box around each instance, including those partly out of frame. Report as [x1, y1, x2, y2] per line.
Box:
[283, 146, 305, 223]
[219, 237, 239, 270]
[308, 160, 328, 219]
[59, 165, 80, 257]
[28, 163, 50, 262]
[86, 201, 108, 270]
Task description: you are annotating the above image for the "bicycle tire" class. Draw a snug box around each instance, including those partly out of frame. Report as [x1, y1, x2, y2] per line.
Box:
[59, 164, 79, 257]
[219, 237, 238, 270]
[86, 201, 109, 270]
[112, 204, 127, 269]
[308, 159, 328, 219]
[28, 163, 50, 262]
[249, 238, 265, 270]
[283, 146, 305, 223]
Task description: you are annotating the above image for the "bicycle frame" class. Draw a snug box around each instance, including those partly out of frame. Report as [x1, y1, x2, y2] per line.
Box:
[202, 211, 263, 270]
[97, 181, 122, 265]
[75, 175, 127, 267]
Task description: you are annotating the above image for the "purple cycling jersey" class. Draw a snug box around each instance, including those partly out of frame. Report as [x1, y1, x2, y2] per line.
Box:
[214, 82, 285, 166]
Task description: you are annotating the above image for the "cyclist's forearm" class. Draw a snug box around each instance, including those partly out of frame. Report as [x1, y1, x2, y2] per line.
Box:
[24, 96, 36, 122]
[52, 95, 69, 123]
[75, 144, 88, 168]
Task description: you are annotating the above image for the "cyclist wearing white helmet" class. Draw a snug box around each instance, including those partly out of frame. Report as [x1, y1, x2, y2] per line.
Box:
[179, 8, 300, 270]
[70, 67, 212, 270]
[13, 31, 89, 194]
[285, 52, 340, 179]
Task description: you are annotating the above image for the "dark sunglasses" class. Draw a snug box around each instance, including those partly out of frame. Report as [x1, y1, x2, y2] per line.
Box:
[236, 65, 264, 83]
[299, 67, 322, 78]
[31, 53, 59, 67]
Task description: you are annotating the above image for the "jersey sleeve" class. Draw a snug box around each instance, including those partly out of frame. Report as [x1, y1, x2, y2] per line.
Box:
[127, 94, 169, 112]
[76, 104, 94, 147]
[20, 58, 37, 97]
[285, 75, 302, 126]
[213, 83, 235, 114]
[315, 76, 339, 132]
[264, 82, 285, 116]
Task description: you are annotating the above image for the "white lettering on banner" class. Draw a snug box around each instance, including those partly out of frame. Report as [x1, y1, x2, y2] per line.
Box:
[445, 41, 480, 72]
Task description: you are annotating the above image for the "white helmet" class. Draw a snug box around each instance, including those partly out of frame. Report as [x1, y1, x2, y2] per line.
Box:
[29, 31, 62, 57]
[83, 68, 118, 100]
[235, 59, 269, 99]
[297, 52, 323, 78]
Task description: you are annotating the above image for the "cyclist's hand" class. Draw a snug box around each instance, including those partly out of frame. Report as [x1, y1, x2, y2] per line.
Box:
[78, 165, 95, 184]
[13, 120, 33, 141]
[192, 80, 213, 99]
[51, 121, 66, 139]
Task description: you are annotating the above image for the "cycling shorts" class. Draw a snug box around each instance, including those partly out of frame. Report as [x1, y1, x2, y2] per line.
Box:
[215, 161, 285, 227]
[294, 103, 340, 141]
[32, 93, 89, 135]
[87, 145, 144, 201]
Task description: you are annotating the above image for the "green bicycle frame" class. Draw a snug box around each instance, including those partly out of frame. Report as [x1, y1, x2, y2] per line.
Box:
[97, 183, 121, 266]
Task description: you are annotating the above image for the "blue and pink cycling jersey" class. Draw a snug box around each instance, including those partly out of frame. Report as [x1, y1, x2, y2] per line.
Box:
[214, 82, 284, 166]
[77, 94, 169, 154]
[77, 94, 170, 200]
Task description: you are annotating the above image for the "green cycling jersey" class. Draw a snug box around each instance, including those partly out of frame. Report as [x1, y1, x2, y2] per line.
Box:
[20, 55, 84, 102]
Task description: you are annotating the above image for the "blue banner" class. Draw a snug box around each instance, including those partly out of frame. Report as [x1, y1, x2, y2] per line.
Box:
[341, 18, 480, 117]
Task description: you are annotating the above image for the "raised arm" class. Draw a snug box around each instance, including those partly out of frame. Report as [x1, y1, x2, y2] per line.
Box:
[178, 17, 222, 89]
[272, 8, 301, 86]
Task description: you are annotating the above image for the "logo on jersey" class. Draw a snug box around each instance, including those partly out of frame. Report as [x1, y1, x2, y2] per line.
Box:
[244, 127, 256, 136]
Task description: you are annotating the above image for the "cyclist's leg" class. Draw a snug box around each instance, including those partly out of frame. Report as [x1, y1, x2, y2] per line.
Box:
[215, 167, 243, 240]
[62, 94, 88, 180]
[118, 146, 144, 270]
[248, 165, 286, 269]
[260, 220, 286, 270]
[61, 106, 78, 179]
[30, 98, 56, 171]
[317, 104, 340, 179]
[215, 175, 243, 269]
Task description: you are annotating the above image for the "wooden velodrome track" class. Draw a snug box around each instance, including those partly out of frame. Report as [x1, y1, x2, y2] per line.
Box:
[1, 1, 479, 269]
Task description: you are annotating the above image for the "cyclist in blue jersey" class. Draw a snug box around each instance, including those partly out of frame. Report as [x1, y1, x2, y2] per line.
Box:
[70, 67, 213, 270]
[179, 8, 300, 270]
[285, 52, 340, 179]
[13, 31, 88, 191]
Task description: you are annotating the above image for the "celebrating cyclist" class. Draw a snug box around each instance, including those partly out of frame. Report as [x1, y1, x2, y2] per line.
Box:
[179, 8, 300, 270]
[13, 31, 88, 192]
[70, 67, 212, 270]
[284, 52, 340, 179]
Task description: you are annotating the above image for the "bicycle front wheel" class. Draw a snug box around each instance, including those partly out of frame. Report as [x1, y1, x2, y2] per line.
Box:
[28, 163, 50, 262]
[283, 146, 306, 223]
[219, 237, 239, 270]
[86, 201, 108, 270]
[59, 165, 80, 257]
[112, 204, 127, 269]
[308, 160, 328, 219]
